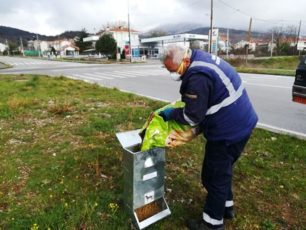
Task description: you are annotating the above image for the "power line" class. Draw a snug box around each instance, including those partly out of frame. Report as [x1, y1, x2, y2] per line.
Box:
[217, 0, 302, 25]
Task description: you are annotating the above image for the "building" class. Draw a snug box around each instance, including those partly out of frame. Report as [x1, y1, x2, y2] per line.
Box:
[234, 40, 256, 52]
[297, 38, 306, 51]
[140, 33, 209, 58]
[218, 35, 232, 53]
[0, 42, 7, 52]
[83, 26, 140, 57]
[26, 39, 79, 57]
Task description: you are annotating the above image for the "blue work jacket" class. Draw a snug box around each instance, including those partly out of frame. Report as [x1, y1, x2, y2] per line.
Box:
[171, 49, 258, 143]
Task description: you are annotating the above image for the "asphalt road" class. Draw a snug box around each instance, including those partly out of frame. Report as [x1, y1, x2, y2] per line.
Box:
[1, 56, 306, 139]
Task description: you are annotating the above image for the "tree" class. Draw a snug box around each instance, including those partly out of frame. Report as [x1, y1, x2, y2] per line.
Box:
[74, 28, 92, 53]
[271, 25, 297, 56]
[8, 41, 20, 55]
[95, 33, 117, 57]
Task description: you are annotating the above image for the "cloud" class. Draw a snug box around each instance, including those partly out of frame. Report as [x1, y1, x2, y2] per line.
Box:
[0, 0, 305, 35]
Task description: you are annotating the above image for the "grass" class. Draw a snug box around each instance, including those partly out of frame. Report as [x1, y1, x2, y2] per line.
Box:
[235, 67, 295, 76]
[227, 56, 300, 76]
[0, 74, 305, 229]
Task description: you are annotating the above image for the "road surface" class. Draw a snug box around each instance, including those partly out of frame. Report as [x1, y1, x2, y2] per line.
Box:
[0, 56, 305, 139]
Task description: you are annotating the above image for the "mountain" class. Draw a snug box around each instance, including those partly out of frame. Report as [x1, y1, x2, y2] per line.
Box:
[140, 22, 203, 38]
[0, 26, 82, 45]
[185, 27, 271, 43]
[140, 23, 271, 43]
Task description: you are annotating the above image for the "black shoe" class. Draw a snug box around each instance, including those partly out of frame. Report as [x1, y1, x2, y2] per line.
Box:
[224, 207, 235, 219]
[186, 219, 224, 230]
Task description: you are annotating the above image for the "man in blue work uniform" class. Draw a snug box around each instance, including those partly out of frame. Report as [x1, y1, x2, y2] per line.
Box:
[159, 44, 258, 230]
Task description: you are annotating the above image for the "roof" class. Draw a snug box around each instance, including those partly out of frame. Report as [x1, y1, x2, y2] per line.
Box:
[109, 27, 138, 33]
[62, 44, 80, 51]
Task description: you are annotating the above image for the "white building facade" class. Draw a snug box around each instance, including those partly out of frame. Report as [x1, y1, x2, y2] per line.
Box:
[83, 27, 140, 57]
[140, 33, 209, 58]
[0, 42, 7, 52]
[297, 38, 306, 51]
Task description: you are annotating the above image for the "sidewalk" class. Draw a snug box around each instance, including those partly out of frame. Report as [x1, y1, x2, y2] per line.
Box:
[0, 62, 6, 69]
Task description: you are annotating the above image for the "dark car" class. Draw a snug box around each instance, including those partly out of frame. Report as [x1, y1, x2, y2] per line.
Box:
[292, 56, 306, 104]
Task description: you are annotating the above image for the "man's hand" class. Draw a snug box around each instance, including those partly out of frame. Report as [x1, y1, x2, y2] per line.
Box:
[165, 129, 197, 148]
[158, 108, 174, 121]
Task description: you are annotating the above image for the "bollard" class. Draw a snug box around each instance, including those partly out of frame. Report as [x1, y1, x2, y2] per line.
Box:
[116, 130, 171, 229]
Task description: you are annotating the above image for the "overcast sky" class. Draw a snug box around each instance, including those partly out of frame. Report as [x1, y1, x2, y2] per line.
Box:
[0, 0, 305, 36]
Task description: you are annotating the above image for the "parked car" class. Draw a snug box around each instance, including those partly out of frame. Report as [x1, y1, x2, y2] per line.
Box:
[292, 56, 306, 104]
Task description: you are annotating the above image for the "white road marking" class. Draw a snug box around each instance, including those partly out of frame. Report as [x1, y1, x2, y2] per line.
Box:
[245, 82, 291, 89]
[94, 72, 127, 78]
[82, 73, 114, 80]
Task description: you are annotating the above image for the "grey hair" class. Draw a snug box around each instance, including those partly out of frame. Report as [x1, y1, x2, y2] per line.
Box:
[160, 44, 187, 65]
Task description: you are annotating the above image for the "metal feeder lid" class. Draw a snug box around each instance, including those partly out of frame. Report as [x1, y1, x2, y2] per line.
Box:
[116, 129, 142, 149]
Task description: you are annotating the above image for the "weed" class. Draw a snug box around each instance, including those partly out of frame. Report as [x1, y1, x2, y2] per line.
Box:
[261, 219, 276, 230]
[48, 101, 73, 115]
[25, 75, 39, 88]
[0, 105, 11, 118]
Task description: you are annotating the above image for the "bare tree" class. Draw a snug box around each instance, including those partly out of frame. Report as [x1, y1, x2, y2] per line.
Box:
[270, 25, 297, 55]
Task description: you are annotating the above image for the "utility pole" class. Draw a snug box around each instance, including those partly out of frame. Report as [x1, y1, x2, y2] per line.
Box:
[296, 20, 302, 56]
[36, 34, 41, 57]
[127, 0, 132, 62]
[270, 31, 274, 57]
[20, 37, 24, 56]
[5, 39, 10, 56]
[226, 28, 229, 59]
[245, 17, 252, 64]
[209, 0, 213, 53]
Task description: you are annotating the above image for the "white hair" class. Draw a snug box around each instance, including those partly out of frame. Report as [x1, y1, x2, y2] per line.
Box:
[160, 44, 187, 65]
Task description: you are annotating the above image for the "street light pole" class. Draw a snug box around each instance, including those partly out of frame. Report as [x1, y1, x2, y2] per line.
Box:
[36, 34, 41, 57]
[127, 0, 132, 62]
[209, 0, 213, 53]
[270, 30, 274, 57]
[20, 37, 24, 56]
[5, 39, 10, 56]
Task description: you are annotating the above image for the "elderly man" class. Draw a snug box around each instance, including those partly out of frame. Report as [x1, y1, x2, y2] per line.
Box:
[159, 44, 258, 230]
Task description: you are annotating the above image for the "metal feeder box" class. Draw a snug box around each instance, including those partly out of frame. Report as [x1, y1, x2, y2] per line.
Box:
[116, 130, 171, 229]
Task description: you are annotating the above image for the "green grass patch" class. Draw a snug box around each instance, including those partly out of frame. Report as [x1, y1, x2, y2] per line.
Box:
[227, 56, 299, 76]
[0, 74, 305, 229]
[236, 67, 295, 76]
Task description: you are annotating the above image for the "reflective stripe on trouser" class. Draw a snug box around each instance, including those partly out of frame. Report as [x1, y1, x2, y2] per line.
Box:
[225, 200, 234, 207]
[203, 212, 223, 225]
[201, 137, 249, 224]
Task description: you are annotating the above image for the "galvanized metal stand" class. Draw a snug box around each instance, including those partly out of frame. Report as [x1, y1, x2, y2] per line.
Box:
[116, 130, 171, 229]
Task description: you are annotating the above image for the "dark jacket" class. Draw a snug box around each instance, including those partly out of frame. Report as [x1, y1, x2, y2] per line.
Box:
[171, 49, 258, 143]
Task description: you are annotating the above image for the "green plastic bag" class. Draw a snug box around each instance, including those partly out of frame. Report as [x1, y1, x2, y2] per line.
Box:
[140, 101, 194, 151]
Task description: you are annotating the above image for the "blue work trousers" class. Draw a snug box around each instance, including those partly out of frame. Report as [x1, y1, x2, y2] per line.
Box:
[201, 136, 250, 227]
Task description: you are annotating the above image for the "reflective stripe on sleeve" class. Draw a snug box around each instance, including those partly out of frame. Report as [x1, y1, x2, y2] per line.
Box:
[203, 212, 224, 225]
[183, 108, 198, 126]
[189, 60, 245, 116]
[206, 84, 244, 115]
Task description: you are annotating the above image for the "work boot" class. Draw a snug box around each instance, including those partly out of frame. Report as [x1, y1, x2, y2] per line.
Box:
[186, 219, 224, 230]
[224, 206, 235, 219]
